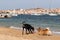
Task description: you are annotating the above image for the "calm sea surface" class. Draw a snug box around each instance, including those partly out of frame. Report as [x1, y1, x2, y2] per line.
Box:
[0, 14, 60, 32]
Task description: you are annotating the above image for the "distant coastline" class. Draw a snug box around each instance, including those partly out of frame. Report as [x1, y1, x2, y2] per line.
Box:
[0, 8, 60, 14]
[0, 8, 60, 18]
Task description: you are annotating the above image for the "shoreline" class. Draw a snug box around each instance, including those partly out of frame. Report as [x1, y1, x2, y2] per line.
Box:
[0, 26, 60, 35]
[9, 26, 60, 35]
[0, 27, 60, 40]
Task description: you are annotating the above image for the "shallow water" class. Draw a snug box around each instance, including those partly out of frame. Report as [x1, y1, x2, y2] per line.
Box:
[0, 14, 60, 32]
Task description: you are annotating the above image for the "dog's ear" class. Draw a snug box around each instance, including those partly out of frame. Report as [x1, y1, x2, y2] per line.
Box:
[37, 28, 40, 32]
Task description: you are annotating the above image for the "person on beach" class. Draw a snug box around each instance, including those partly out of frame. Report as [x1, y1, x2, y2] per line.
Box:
[22, 21, 34, 35]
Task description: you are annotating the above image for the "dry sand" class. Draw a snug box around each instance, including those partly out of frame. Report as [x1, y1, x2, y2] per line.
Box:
[0, 27, 60, 40]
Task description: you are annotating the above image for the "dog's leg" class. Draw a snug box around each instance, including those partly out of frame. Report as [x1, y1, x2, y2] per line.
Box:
[22, 27, 24, 35]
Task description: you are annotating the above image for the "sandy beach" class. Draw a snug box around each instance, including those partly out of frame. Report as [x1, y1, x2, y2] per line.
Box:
[0, 27, 60, 40]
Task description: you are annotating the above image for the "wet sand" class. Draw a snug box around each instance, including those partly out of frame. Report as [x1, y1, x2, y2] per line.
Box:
[0, 27, 60, 40]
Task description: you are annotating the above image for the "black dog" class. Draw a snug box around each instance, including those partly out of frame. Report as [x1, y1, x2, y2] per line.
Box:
[22, 23, 34, 35]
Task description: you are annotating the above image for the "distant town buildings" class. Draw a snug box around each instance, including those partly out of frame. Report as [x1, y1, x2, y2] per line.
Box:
[0, 8, 60, 15]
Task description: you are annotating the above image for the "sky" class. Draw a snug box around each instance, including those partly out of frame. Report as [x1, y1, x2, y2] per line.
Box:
[0, 0, 60, 9]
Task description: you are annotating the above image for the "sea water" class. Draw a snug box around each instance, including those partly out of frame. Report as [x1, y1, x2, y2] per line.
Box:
[0, 14, 60, 34]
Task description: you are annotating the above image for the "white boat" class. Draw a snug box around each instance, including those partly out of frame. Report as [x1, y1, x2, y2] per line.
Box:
[0, 14, 12, 18]
[48, 0, 58, 16]
[48, 13, 57, 16]
[31, 13, 42, 15]
[11, 13, 18, 16]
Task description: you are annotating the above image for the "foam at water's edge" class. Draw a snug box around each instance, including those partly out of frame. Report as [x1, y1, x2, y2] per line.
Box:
[53, 31, 60, 34]
[9, 26, 60, 34]
[9, 26, 22, 30]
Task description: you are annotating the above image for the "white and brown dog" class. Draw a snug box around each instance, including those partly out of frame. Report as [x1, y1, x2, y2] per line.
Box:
[37, 27, 52, 36]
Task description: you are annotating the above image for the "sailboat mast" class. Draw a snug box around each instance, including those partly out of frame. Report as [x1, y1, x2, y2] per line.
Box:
[49, 0, 52, 13]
